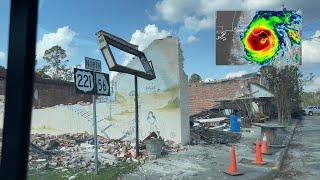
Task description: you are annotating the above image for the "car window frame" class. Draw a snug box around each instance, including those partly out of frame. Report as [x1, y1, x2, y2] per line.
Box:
[0, 0, 38, 179]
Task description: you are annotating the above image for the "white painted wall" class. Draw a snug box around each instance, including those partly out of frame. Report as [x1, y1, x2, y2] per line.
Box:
[0, 37, 190, 145]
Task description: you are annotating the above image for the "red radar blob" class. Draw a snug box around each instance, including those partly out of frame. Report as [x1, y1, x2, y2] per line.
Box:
[246, 28, 273, 51]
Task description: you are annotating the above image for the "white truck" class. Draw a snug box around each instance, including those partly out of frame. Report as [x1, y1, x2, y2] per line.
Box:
[304, 106, 320, 116]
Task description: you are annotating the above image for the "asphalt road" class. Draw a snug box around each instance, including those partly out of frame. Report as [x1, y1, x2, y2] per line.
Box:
[276, 115, 320, 180]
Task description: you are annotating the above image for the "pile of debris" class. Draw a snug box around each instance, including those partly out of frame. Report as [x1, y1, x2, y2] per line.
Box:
[192, 128, 241, 144]
[29, 132, 122, 171]
[191, 119, 241, 145]
[140, 132, 187, 153]
[28, 132, 185, 171]
[163, 140, 187, 152]
[190, 108, 225, 120]
[189, 108, 243, 145]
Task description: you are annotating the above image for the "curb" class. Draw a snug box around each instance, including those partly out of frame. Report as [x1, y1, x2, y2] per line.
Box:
[257, 121, 298, 180]
[276, 124, 297, 171]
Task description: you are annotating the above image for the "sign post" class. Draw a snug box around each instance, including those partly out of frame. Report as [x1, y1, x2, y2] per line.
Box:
[74, 57, 109, 175]
[96, 30, 156, 157]
[92, 94, 98, 175]
[85, 57, 102, 175]
[134, 75, 139, 157]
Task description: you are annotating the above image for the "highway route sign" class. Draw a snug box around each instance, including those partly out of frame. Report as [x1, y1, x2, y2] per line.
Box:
[95, 72, 110, 96]
[74, 68, 95, 94]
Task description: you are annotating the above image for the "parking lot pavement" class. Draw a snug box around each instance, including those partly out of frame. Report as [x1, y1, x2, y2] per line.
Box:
[275, 115, 320, 180]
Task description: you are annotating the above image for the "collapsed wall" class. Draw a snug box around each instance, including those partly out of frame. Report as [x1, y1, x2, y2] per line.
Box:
[108, 37, 190, 144]
[26, 37, 190, 145]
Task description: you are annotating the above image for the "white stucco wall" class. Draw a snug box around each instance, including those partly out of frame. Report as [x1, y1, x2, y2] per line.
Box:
[3, 37, 190, 145]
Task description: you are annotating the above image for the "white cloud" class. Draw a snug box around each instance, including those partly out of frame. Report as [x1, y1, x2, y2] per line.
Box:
[155, 0, 196, 23]
[187, 35, 199, 43]
[156, 0, 282, 31]
[184, 16, 213, 32]
[123, 24, 171, 66]
[155, 0, 320, 30]
[302, 30, 320, 64]
[204, 77, 214, 82]
[0, 51, 5, 60]
[36, 26, 76, 60]
[304, 76, 320, 92]
[130, 24, 171, 51]
[226, 71, 247, 79]
[110, 24, 171, 80]
[122, 57, 134, 67]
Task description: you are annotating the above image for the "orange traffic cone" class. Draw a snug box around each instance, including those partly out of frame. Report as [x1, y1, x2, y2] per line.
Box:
[224, 145, 244, 176]
[252, 139, 267, 165]
[261, 133, 272, 155]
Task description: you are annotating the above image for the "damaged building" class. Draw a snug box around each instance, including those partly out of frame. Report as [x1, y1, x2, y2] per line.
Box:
[188, 73, 275, 124]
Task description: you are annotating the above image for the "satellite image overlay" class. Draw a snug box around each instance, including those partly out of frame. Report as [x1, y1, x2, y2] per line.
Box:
[216, 11, 302, 65]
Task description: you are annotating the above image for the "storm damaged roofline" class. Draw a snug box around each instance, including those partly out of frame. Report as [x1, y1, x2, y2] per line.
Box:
[189, 72, 261, 86]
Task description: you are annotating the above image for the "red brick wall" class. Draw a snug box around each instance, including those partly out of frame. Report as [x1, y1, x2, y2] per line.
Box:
[0, 78, 91, 108]
[33, 79, 91, 108]
[188, 77, 260, 115]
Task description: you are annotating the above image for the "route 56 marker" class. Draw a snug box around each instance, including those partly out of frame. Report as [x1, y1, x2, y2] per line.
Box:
[95, 72, 110, 96]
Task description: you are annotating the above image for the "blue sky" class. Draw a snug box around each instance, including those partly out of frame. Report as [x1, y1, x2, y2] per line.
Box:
[0, 0, 320, 86]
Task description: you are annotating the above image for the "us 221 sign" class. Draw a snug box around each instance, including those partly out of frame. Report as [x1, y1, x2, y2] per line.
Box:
[74, 68, 110, 96]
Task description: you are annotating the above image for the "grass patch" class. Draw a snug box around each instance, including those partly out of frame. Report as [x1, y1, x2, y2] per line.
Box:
[28, 163, 138, 180]
[158, 97, 180, 111]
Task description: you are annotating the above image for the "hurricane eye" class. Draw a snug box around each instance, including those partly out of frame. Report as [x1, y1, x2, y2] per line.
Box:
[259, 32, 268, 39]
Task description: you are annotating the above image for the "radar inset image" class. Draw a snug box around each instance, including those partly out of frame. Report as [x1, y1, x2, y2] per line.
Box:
[216, 11, 302, 65]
